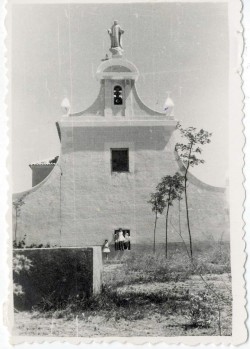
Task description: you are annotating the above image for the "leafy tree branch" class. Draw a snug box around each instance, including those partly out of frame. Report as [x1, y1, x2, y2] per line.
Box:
[175, 123, 212, 257]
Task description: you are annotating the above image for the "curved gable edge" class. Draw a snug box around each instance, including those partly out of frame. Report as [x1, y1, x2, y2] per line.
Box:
[69, 84, 105, 117]
[13, 157, 61, 201]
[174, 151, 226, 193]
[132, 84, 168, 117]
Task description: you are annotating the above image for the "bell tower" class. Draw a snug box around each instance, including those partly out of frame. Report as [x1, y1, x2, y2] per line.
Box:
[96, 58, 139, 118]
[68, 20, 175, 122]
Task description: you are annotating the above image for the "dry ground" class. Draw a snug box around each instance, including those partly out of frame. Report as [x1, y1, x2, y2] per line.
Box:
[14, 270, 232, 337]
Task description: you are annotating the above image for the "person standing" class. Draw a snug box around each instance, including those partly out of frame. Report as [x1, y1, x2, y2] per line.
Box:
[102, 239, 110, 260]
[124, 232, 131, 250]
[114, 231, 118, 251]
[117, 228, 125, 250]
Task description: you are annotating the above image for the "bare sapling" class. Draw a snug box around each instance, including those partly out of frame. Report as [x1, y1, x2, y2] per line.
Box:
[148, 191, 165, 253]
[155, 172, 184, 258]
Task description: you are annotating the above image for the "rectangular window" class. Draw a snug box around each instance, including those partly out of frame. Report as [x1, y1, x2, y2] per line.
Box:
[111, 149, 129, 172]
[114, 229, 131, 250]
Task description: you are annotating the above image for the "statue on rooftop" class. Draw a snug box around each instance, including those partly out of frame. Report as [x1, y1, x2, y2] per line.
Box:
[108, 20, 124, 58]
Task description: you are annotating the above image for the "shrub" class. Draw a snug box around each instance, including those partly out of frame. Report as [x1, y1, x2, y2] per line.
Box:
[112, 251, 194, 285]
[208, 243, 231, 269]
[13, 254, 33, 275]
[13, 248, 94, 311]
[191, 243, 231, 275]
[184, 291, 217, 328]
[13, 236, 52, 249]
[13, 254, 33, 297]
[104, 245, 231, 289]
[13, 235, 27, 249]
[52, 309, 74, 320]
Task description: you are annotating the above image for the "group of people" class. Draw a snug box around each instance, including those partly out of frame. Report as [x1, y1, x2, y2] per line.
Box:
[102, 228, 131, 260]
[114, 228, 131, 251]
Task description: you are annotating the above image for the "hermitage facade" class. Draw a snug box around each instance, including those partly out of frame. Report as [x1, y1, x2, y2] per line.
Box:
[13, 22, 229, 248]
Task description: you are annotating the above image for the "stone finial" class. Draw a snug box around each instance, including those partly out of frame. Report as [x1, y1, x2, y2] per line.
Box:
[163, 92, 174, 119]
[61, 98, 71, 116]
[107, 20, 124, 58]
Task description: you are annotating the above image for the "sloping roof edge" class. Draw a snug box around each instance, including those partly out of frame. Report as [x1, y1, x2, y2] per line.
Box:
[29, 156, 59, 167]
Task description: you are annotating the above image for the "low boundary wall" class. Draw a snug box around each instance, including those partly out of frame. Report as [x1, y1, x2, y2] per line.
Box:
[13, 246, 103, 310]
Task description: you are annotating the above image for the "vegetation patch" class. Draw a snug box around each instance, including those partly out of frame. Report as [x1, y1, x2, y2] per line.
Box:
[14, 243, 232, 337]
[13, 248, 94, 310]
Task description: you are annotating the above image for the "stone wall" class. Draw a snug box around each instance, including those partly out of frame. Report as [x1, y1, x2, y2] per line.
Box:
[13, 246, 103, 310]
[13, 167, 61, 246]
[13, 125, 229, 247]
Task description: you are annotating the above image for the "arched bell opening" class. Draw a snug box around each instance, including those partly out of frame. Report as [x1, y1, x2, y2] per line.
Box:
[113, 85, 123, 105]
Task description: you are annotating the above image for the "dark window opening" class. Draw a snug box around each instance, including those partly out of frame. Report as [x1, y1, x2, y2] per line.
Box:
[114, 229, 131, 251]
[113, 85, 123, 105]
[111, 149, 129, 172]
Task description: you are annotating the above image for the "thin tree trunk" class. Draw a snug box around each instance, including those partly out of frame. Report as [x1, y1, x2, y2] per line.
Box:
[14, 206, 18, 242]
[184, 174, 193, 258]
[59, 169, 62, 247]
[153, 212, 157, 254]
[217, 305, 222, 336]
[178, 199, 182, 237]
[184, 145, 193, 258]
[165, 203, 170, 259]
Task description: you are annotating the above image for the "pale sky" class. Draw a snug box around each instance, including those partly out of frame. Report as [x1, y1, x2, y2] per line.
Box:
[11, 2, 229, 193]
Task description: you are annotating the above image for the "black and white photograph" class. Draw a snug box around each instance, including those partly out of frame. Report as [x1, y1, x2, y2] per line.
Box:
[7, 0, 246, 344]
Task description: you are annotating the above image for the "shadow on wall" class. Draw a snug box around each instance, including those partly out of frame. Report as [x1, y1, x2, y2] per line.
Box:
[61, 127, 173, 154]
[13, 247, 103, 310]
